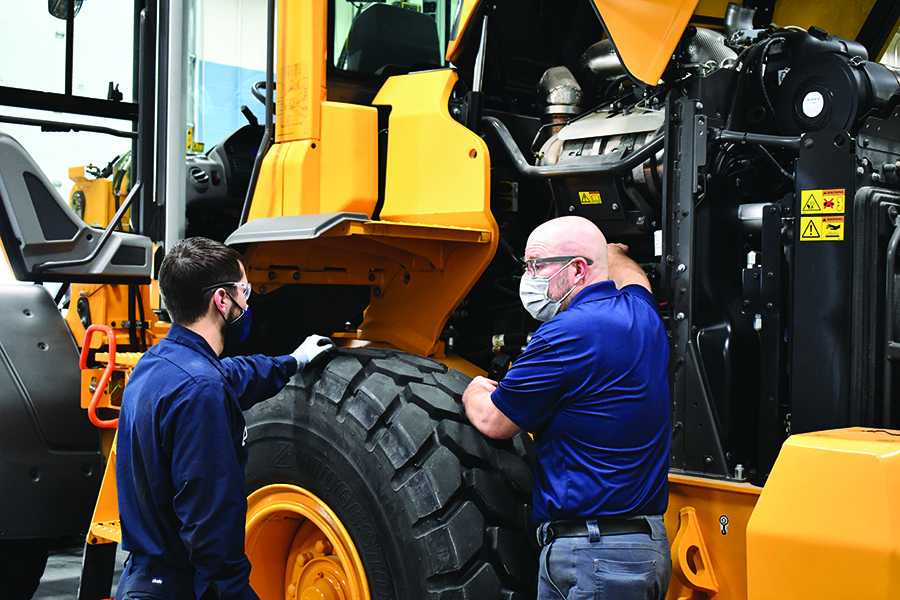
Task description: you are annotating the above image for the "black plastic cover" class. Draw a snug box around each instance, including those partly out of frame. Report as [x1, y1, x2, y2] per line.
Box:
[0, 283, 102, 538]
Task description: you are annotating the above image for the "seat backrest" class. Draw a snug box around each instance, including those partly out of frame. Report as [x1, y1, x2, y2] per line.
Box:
[0, 132, 151, 283]
[345, 4, 442, 76]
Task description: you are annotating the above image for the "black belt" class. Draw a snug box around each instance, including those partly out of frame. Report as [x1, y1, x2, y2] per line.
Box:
[540, 518, 652, 546]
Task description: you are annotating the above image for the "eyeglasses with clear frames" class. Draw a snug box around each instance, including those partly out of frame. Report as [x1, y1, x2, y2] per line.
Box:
[521, 255, 594, 276]
[201, 281, 252, 300]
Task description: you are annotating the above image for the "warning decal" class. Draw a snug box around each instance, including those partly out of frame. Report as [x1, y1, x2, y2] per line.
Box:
[800, 189, 845, 214]
[579, 191, 602, 205]
[800, 216, 844, 241]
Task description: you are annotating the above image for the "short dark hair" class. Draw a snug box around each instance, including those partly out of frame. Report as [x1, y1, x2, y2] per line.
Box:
[159, 237, 245, 325]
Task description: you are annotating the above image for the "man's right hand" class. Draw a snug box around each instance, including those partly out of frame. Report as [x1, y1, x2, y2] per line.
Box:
[463, 376, 521, 440]
[607, 243, 652, 292]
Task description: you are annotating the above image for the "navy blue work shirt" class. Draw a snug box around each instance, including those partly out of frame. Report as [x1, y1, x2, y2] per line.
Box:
[116, 324, 297, 600]
[491, 280, 670, 523]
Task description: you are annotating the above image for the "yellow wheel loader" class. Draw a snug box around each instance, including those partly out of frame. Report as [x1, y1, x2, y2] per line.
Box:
[5, 1, 900, 599]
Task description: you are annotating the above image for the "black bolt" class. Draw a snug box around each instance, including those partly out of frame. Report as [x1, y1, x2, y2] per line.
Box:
[368, 272, 376, 282]
[268, 271, 276, 280]
[293, 272, 300, 281]
[804, 138, 814, 149]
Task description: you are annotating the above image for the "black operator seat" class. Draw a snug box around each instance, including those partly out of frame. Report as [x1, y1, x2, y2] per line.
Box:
[344, 3, 442, 76]
[0, 132, 151, 283]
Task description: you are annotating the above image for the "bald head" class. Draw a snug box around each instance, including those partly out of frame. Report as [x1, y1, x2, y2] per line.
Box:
[525, 216, 609, 285]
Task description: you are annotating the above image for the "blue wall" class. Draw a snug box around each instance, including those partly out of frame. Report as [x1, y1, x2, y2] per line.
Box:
[199, 60, 266, 149]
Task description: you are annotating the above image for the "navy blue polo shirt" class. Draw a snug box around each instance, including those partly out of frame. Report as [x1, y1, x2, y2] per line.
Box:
[491, 281, 670, 522]
[117, 324, 297, 600]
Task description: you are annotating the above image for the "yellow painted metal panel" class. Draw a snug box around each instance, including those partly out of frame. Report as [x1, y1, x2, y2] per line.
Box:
[69, 166, 130, 231]
[446, 0, 483, 63]
[773, 0, 876, 45]
[250, 102, 378, 220]
[666, 473, 761, 600]
[67, 283, 163, 356]
[693, 0, 729, 23]
[248, 142, 288, 220]
[591, 0, 699, 85]
[277, 0, 326, 142]
[282, 140, 322, 218]
[319, 101, 379, 217]
[373, 69, 494, 230]
[747, 428, 900, 599]
[87, 432, 121, 544]
[243, 217, 493, 356]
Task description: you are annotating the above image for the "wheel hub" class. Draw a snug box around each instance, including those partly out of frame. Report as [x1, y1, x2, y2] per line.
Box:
[245, 484, 369, 600]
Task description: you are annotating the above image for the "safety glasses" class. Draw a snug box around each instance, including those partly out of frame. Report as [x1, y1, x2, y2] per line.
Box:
[521, 255, 593, 276]
[201, 281, 252, 300]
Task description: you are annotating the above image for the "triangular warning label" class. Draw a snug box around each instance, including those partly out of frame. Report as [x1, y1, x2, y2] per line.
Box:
[803, 195, 821, 212]
[802, 219, 821, 239]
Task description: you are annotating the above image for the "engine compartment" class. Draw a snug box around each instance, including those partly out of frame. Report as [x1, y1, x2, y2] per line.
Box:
[448, 5, 900, 485]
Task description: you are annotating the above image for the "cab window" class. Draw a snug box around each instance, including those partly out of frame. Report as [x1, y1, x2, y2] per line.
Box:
[333, 1, 449, 77]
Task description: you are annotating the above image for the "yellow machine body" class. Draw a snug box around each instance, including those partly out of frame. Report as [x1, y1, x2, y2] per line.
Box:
[747, 428, 900, 599]
[68, 165, 131, 232]
[244, 0, 497, 359]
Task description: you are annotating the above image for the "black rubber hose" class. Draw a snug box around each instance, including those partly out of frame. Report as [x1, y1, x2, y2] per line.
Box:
[482, 116, 664, 179]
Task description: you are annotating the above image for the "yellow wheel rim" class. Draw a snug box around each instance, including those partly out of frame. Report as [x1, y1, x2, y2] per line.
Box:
[246, 484, 370, 600]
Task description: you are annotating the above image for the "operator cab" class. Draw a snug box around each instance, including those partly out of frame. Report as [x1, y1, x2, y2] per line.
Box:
[328, 1, 450, 103]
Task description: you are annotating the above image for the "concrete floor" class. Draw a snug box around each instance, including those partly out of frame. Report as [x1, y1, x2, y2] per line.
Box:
[32, 540, 127, 600]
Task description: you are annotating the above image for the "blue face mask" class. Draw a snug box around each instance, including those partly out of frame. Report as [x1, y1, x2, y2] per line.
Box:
[223, 294, 252, 349]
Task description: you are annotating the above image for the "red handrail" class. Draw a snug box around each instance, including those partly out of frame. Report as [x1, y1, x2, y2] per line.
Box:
[79, 324, 119, 429]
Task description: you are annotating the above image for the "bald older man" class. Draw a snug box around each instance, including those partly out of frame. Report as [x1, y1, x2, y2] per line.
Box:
[463, 216, 671, 600]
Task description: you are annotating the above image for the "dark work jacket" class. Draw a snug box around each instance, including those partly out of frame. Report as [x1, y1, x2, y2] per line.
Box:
[116, 324, 297, 600]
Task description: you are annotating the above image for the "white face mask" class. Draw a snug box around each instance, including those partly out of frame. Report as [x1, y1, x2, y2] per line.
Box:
[519, 259, 578, 322]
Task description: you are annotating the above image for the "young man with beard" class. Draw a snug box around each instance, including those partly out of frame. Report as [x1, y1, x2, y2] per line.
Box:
[115, 237, 333, 600]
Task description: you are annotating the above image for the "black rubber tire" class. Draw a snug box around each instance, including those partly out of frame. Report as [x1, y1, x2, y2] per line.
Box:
[0, 539, 49, 600]
[244, 347, 538, 600]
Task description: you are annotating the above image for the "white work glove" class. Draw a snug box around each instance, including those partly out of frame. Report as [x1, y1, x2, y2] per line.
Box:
[291, 334, 335, 372]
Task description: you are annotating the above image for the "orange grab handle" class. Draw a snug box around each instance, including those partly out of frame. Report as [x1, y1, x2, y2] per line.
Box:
[80, 324, 119, 429]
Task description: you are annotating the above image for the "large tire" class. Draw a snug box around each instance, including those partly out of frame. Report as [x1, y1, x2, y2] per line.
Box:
[0, 539, 49, 599]
[244, 347, 537, 600]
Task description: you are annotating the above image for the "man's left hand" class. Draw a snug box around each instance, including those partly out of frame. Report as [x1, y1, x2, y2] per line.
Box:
[291, 335, 335, 372]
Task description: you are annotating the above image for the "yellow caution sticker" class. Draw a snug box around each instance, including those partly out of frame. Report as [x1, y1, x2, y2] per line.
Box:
[800, 189, 845, 214]
[800, 216, 844, 241]
[579, 191, 602, 205]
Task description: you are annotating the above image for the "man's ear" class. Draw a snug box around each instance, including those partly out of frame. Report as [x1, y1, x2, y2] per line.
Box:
[209, 288, 228, 317]
[575, 258, 589, 282]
